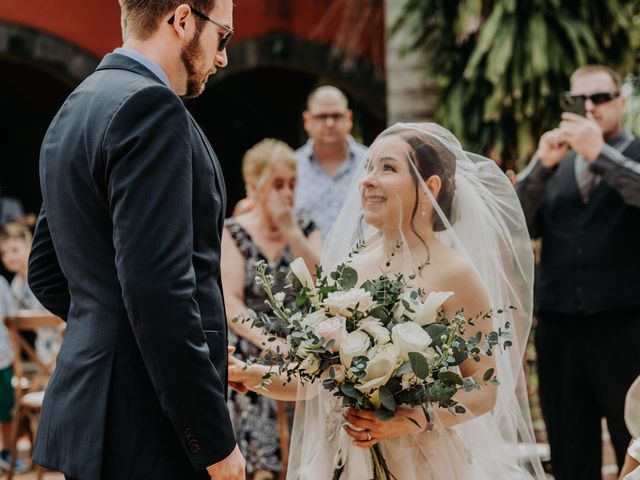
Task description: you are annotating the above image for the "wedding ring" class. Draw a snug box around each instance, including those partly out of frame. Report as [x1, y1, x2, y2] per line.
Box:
[366, 431, 372, 441]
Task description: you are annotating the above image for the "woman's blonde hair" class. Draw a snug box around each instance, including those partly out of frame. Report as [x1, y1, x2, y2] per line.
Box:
[242, 139, 296, 186]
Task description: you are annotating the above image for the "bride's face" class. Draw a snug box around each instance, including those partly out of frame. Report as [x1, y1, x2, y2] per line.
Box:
[361, 136, 419, 231]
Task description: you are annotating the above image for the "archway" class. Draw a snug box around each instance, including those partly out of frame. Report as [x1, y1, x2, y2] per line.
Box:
[189, 34, 386, 214]
[0, 21, 99, 214]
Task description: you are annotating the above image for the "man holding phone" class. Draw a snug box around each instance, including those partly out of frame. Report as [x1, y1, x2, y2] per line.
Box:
[516, 65, 640, 480]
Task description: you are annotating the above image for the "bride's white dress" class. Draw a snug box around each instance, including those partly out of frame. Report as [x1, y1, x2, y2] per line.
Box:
[288, 384, 535, 479]
[286, 123, 546, 479]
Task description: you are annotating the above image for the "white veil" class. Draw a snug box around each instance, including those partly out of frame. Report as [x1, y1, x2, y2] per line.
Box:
[287, 123, 545, 479]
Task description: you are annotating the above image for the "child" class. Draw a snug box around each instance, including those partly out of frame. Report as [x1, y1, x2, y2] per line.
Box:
[0, 222, 61, 365]
[0, 271, 26, 472]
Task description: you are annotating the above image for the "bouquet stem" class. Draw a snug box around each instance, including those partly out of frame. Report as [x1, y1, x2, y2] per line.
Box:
[371, 445, 398, 480]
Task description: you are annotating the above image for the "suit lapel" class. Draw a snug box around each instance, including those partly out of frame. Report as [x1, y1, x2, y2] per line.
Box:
[188, 115, 227, 228]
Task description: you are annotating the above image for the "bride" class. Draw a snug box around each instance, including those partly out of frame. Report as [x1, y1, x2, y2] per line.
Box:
[229, 123, 545, 479]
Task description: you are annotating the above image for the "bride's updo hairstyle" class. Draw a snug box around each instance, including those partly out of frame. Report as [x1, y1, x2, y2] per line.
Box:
[378, 129, 457, 232]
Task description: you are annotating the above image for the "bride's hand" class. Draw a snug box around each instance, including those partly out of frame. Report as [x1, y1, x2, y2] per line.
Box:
[342, 407, 428, 448]
[227, 348, 249, 394]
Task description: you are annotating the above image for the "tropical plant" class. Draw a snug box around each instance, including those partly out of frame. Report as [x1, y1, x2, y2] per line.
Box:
[391, 0, 640, 170]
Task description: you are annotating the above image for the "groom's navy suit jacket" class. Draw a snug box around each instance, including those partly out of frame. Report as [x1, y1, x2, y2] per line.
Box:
[28, 53, 235, 479]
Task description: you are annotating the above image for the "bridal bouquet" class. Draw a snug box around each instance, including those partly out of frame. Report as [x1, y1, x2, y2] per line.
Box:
[241, 254, 512, 480]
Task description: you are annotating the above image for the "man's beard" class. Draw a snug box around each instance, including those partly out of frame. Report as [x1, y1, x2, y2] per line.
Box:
[180, 34, 209, 99]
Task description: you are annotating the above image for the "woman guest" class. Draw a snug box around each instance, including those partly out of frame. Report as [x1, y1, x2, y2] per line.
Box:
[221, 139, 322, 480]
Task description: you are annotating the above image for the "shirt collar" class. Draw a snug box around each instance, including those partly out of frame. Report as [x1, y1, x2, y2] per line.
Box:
[114, 48, 171, 88]
[606, 129, 633, 149]
[305, 136, 359, 165]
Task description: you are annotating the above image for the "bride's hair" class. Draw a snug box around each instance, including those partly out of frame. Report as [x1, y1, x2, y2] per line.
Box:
[379, 131, 457, 232]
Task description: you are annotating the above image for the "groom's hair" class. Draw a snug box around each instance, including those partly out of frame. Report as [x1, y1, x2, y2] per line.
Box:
[119, 0, 216, 40]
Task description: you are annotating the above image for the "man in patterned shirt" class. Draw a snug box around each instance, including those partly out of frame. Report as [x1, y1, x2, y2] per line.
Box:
[294, 85, 368, 237]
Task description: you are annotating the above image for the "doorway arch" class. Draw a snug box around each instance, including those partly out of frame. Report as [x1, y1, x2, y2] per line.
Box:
[0, 21, 98, 213]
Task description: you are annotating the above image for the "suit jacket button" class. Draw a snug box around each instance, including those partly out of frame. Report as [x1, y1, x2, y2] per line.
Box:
[190, 444, 200, 454]
[185, 428, 194, 436]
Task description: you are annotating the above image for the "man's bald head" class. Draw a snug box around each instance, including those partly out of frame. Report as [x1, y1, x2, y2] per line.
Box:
[303, 85, 353, 147]
[307, 86, 349, 110]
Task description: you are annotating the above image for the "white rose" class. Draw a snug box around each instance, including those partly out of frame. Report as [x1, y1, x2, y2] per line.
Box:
[301, 310, 328, 330]
[324, 288, 375, 318]
[290, 257, 320, 306]
[358, 318, 391, 345]
[413, 291, 455, 326]
[315, 316, 347, 352]
[339, 330, 371, 369]
[393, 291, 420, 320]
[355, 343, 400, 394]
[391, 322, 434, 362]
[300, 354, 321, 375]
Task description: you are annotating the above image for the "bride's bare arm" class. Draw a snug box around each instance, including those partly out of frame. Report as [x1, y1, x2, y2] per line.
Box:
[228, 354, 302, 401]
[433, 257, 498, 427]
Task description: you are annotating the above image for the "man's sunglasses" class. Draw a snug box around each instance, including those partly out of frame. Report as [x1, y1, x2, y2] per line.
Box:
[168, 7, 233, 52]
[563, 91, 620, 106]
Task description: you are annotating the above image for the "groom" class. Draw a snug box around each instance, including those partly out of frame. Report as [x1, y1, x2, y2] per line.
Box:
[27, 1, 244, 479]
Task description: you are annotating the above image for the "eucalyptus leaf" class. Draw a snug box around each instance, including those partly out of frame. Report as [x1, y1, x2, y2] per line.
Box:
[375, 408, 396, 421]
[437, 371, 464, 385]
[483, 368, 495, 382]
[341, 383, 358, 398]
[408, 352, 429, 379]
[379, 386, 397, 411]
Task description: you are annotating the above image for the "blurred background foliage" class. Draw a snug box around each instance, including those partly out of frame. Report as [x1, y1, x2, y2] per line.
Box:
[391, 0, 640, 171]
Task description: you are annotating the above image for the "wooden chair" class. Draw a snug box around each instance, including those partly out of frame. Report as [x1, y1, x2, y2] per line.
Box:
[4, 311, 64, 479]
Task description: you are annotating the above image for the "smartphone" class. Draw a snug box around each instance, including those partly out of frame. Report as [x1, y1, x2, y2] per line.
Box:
[561, 95, 586, 116]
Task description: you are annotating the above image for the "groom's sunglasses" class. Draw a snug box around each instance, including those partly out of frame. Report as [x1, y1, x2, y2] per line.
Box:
[168, 7, 234, 52]
[563, 91, 620, 106]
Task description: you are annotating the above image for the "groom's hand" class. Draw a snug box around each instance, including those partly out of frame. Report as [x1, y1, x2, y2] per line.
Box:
[206, 444, 246, 479]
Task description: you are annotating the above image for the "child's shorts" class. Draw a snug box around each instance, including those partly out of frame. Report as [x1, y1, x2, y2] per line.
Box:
[0, 366, 15, 422]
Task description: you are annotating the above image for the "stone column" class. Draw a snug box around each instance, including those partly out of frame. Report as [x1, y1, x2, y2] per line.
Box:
[384, 0, 438, 124]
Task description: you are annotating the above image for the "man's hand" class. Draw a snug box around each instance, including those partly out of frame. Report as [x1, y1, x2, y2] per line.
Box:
[559, 112, 605, 162]
[536, 128, 569, 168]
[206, 444, 246, 480]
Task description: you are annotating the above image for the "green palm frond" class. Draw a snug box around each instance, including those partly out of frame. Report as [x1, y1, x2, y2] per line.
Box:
[391, 0, 640, 170]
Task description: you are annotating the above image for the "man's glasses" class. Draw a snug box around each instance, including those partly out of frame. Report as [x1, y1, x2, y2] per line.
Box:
[310, 112, 347, 122]
[168, 7, 233, 52]
[563, 91, 620, 106]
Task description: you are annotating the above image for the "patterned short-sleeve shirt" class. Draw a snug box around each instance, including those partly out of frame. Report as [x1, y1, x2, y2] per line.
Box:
[294, 136, 368, 237]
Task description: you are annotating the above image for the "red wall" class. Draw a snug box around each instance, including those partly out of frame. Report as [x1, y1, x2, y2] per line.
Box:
[0, 0, 383, 64]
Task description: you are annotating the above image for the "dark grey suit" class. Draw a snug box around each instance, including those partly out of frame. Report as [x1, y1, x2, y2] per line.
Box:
[28, 53, 236, 479]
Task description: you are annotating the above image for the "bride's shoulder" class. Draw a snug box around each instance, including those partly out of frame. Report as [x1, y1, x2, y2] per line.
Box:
[426, 247, 489, 311]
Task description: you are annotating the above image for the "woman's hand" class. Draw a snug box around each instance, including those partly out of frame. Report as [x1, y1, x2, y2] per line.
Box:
[266, 190, 297, 234]
[342, 407, 428, 448]
[227, 348, 249, 394]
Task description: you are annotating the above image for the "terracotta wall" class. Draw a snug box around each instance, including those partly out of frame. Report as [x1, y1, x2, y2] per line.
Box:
[0, 0, 384, 64]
